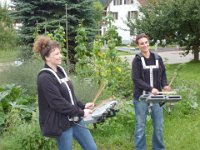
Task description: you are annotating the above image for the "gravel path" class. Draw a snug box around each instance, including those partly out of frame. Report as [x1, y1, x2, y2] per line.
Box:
[120, 50, 194, 65]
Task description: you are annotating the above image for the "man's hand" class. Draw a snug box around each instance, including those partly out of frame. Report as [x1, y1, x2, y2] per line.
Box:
[151, 88, 159, 95]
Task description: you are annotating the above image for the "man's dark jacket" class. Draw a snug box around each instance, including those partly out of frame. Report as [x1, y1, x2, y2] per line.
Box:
[132, 52, 168, 100]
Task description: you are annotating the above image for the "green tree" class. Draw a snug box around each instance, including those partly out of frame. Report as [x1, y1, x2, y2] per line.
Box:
[11, 0, 102, 64]
[128, 0, 200, 61]
[0, 3, 17, 50]
[99, 0, 110, 6]
[93, 0, 104, 26]
[102, 12, 122, 46]
[75, 17, 132, 98]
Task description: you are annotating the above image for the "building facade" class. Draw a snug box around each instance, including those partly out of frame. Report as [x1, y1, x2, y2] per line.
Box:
[101, 0, 146, 44]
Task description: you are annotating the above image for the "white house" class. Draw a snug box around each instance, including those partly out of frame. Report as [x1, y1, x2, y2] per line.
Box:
[101, 0, 146, 44]
[0, 0, 11, 7]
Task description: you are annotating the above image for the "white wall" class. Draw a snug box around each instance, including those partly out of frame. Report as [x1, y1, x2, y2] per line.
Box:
[103, 0, 141, 44]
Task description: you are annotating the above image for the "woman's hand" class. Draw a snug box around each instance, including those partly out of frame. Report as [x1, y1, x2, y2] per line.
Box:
[83, 109, 93, 117]
[85, 102, 94, 110]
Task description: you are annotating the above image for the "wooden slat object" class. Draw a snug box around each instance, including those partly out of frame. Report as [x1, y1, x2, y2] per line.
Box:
[158, 91, 177, 95]
[92, 82, 106, 104]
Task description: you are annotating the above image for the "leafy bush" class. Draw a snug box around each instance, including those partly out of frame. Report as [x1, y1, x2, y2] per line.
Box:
[75, 24, 133, 99]
[174, 80, 199, 115]
[0, 108, 57, 150]
[0, 84, 36, 134]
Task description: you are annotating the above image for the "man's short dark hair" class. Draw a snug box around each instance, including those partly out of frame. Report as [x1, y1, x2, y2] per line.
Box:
[135, 33, 149, 45]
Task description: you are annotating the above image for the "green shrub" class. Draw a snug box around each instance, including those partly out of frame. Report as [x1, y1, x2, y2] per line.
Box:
[0, 108, 57, 150]
[0, 84, 36, 133]
[173, 80, 199, 116]
[75, 25, 133, 99]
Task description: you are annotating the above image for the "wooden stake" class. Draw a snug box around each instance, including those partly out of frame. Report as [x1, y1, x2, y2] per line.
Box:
[92, 82, 106, 104]
[94, 96, 115, 109]
[169, 72, 177, 87]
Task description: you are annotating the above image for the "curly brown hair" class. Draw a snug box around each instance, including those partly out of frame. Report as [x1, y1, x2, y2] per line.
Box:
[33, 35, 61, 60]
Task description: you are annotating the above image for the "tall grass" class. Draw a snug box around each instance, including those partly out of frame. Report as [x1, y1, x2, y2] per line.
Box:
[0, 58, 43, 95]
[0, 49, 21, 62]
[167, 62, 200, 99]
[0, 54, 110, 100]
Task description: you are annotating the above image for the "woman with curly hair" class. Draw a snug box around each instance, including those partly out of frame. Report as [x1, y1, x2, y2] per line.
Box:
[33, 35, 97, 150]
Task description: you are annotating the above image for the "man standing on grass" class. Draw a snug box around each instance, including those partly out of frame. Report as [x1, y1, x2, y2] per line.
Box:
[132, 33, 171, 150]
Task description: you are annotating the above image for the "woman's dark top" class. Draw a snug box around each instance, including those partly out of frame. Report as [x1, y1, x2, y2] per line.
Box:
[37, 64, 85, 137]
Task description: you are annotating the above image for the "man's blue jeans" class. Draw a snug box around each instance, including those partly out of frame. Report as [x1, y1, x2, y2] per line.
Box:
[133, 99, 165, 150]
[56, 120, 97, 150]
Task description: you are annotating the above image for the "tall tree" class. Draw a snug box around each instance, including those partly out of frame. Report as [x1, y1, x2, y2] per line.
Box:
[128, 0, 200, 61]
[11, 0, 102, 64]
[0, 3, 17, 50]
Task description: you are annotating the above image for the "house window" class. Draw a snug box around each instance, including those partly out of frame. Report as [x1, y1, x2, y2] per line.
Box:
[114, 0, 122, 5]
[124, 0, 134, 4]
[128, 11, 138, 20]
[112, 12, 118, 20]
[103, 27, 106, 35]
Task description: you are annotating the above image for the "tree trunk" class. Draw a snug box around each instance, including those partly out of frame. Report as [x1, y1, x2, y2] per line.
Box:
[193, 48, 199, 61]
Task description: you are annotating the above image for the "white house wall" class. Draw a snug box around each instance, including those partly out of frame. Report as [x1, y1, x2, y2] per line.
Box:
[102, 0, 142, 44]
